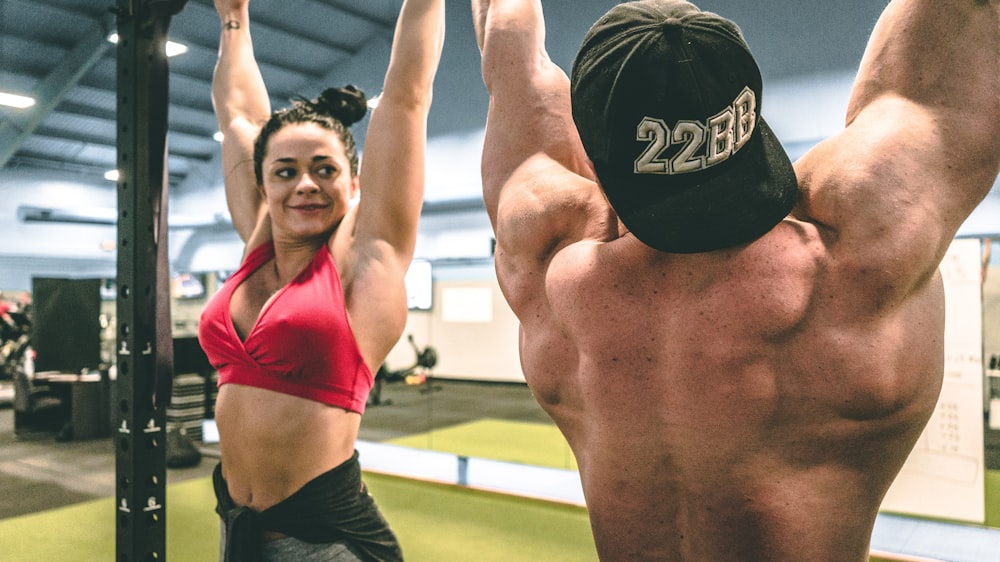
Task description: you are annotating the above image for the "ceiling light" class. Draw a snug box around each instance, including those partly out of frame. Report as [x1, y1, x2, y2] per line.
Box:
[213, 131, 224, 142]
[165, 41, 188, 57]
[107, 33, 188, 57]
[0, 91, 36, 109]
[104, 169, 119, 181]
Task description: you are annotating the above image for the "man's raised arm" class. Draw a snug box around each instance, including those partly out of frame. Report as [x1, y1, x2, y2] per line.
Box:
[797, 0, 1000, 298]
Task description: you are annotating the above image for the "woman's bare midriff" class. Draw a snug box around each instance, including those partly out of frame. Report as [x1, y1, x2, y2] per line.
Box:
[214, 383, 362, 516]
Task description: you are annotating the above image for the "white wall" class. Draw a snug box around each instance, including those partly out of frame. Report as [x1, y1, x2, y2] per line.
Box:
[0, 168, 117, 259]
[0, 168, 117, 289]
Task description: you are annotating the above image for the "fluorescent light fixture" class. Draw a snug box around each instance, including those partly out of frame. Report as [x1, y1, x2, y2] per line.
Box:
[165, 41, 188, 57]
[107, 33, 188, 57]
[104, 169, 119, 181]
[0, 91, 36, 109]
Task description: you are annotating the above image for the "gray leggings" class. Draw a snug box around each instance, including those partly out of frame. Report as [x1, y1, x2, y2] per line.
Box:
[219, 524, 365, 562]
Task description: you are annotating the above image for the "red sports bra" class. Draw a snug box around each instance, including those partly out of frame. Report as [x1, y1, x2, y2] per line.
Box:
[198, 242, 373, 413]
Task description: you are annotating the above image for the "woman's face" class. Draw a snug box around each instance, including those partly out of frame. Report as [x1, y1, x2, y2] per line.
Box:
[260, 122, 359, 241]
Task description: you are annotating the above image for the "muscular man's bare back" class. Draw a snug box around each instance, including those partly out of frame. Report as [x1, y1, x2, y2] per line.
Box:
[527, 219, 944, 561]
[473, 0, 999, 560]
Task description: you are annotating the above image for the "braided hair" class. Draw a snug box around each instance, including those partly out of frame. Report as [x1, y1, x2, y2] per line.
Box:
[252, 85, 369, 185]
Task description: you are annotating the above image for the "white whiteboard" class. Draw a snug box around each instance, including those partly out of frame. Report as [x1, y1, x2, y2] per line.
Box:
[880, 238, 985, 523]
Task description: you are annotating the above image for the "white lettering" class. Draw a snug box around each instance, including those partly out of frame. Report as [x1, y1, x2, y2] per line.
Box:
[706, 107, 735, 167]
[733, 87, 755, 151]
[634, 117, 670, 174]
[671, 121, 706, 173]
[633, 86, 758, 176]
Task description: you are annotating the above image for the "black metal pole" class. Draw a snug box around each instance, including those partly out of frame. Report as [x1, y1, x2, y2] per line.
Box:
[114, 1, 186, 559]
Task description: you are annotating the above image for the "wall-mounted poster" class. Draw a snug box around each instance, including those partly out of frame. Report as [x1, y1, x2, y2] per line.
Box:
[880, 238, 986, 523]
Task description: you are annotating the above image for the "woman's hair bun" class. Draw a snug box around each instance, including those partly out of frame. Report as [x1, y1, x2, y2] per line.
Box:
[313, 85, 368, 126]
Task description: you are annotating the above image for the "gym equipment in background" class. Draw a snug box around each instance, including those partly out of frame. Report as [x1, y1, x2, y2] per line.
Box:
[368, 334, 439, 407]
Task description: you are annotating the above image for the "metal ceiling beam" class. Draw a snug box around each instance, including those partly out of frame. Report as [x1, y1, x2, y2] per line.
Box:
[182, 0, 355, 60]
[314, 0, 395, 31]
[317, 22, 393, 86]
[0, 12, 114, 168]
[29, 124, 214, 160]
[8, 153, 188, 186]
[186, 0, 390, 44]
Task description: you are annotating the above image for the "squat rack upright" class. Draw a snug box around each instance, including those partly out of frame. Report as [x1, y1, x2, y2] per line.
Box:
[114, 1, 187, 559]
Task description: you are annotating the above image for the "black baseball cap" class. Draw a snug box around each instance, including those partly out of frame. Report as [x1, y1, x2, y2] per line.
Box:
[570, 0, 799, 253]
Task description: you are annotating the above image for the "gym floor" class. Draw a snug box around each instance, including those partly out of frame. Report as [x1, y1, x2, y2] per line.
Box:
[0, 377, 551, 520]
[3, 377, 1000, 561]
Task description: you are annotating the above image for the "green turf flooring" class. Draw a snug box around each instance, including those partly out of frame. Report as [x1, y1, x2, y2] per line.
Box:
[387, 418, 578, 470]
[987, 468, 1000, 527]
[5, 466, 993, 561]
[2, 417, 997, 560]
[0, 472, 598, 561]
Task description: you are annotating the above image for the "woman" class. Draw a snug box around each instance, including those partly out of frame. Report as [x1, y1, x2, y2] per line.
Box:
[197, 0, 444, 560]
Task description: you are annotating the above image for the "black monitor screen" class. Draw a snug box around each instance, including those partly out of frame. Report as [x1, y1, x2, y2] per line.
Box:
[31, 277, 101, 373]
[172, 336, 213, 375]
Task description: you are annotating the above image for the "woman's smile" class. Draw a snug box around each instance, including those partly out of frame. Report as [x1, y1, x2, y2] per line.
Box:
[289, 202, 329, 212]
